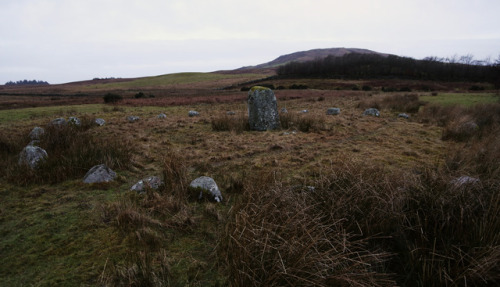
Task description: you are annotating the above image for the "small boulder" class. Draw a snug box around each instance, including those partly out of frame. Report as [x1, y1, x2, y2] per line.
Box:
[131, 176, 163, 192]
[398, 113, 410, 119]
[28, 127, 45, 140]
[68, 117, 81, 126]
[95, 118, 106, 126]
[281, 108, 288, 113]
[50, 118, 67, 126]
[18, 145, 48, 169]
[83, 164, 116, 184]
[188, 111, 200, 117]
[127, 116, 140, 122]
[226, 111, 236, 116]
[300, 109, 308, 113]
[189, 176, 223, 202]
[363, 108, 380, 117]
[326, 108, 341, 115]
[157, 113, 167, 119]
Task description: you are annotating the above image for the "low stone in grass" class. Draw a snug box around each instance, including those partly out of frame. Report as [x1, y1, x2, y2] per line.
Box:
[131, 176, 163, 192]
[68, 117, 81, 126]
[247, 86, 280, 131]
[281, 107, 288, 113]
[28, 126, 45, 140]
[398, 113, 410, 119]
[83, 164, 116, 184]
[326, 108, 341, 115]
[18, 145, 48, 168]
[189, 176, 223, 202]
[95, 118, 106, 126]
[450, 176, 480, 189]
[363, 108, 380, 117]
[188, 110, 200, 117]
[50, 117, 67, 126]
[127, 116, 140, 122]
[226, 111, 236, 116]
[157, 113, 167, 119]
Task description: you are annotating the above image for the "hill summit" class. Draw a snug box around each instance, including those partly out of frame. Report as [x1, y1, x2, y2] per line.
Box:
[240, 47, 389, 70]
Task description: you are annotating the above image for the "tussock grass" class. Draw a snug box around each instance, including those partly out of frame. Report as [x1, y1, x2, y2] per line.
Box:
[4, 117, 135, 184]
[280, 112, 327, 132]
[358, 93, 424, 113]
[220, 158, 500, 286]
[211, 114, 249, 133]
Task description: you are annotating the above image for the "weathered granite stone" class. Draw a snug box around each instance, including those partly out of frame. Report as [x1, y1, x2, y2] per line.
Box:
[68, 117, 81, 126]
[226, 111, 236, 116]
[95, 118, 106, 126]
[189, 176, 223, 202]
[247, 86, 280, 131]
[127, 116, 140, 122]
[398, 113, 410, 119]
[18, 145, 48, 169]
[188, 111, 200, 117]
[28, 127, 45, 140]
[83, 164, 116, 184]
[50, 118, 67, 126]
[157, 113, 167, 119]
[363, 108, 380, 117]
[131, 176, 163, 192]
[326, 108, 341, 115]
[300, 109, 308, 113]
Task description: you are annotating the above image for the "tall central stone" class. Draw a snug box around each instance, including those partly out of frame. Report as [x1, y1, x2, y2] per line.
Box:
[247, 86, 280, 131]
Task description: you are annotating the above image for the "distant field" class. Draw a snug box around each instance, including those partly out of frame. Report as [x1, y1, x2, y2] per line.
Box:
[82, 72, 269, 90]
[420, 92, 499, 106]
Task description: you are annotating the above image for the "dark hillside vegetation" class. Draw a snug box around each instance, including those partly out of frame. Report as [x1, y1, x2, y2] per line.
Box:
[277, 53, 500, 86]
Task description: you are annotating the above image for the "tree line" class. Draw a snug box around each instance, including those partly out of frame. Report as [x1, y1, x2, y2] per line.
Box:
[5, 79, 50, 86]
[276, 53, 500, 86]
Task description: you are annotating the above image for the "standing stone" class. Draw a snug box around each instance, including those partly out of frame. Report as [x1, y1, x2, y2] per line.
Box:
[363, 108, 380, 117]
[189, 176, 223, 202]
[83, 164, 116, 184]
[28, 127, 45, 140]
[18, 145, 48, 169]
[326, 108, 341, 115]
[247, 86, 280, 131]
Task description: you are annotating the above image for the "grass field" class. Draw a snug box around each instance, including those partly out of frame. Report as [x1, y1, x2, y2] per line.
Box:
[1, 81, 499, 286]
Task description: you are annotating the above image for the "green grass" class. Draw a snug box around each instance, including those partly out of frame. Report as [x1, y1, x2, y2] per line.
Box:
[420, 92, 500, 106]
[0, 104, 105, 124]
[84, 72, 265, 89]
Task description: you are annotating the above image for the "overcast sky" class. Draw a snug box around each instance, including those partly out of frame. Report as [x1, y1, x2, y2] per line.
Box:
[1, 0, 499, 84]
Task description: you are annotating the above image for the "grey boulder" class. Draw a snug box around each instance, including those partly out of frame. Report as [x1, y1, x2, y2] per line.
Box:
[68, 117, 81, 126]
[28, 127, 45, 140]
[398, 113, 410, 119]
[127, 116, 140, 122]
[326, 108, 341, 115]
[83, 164, 116, 184]
[189, 176, 223, 202]
[50, 118, 67, 126]
[157, 113, 167, 119]
[363, 108, 380, 117]
[95, 118, 106, 126]
[18, 145, 48, 168]
[188, 110, 200, 117]
[131, 176, 163, 192]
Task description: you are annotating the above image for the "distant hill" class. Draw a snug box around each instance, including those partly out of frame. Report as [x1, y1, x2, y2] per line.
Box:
[237, 47, 390, 71]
